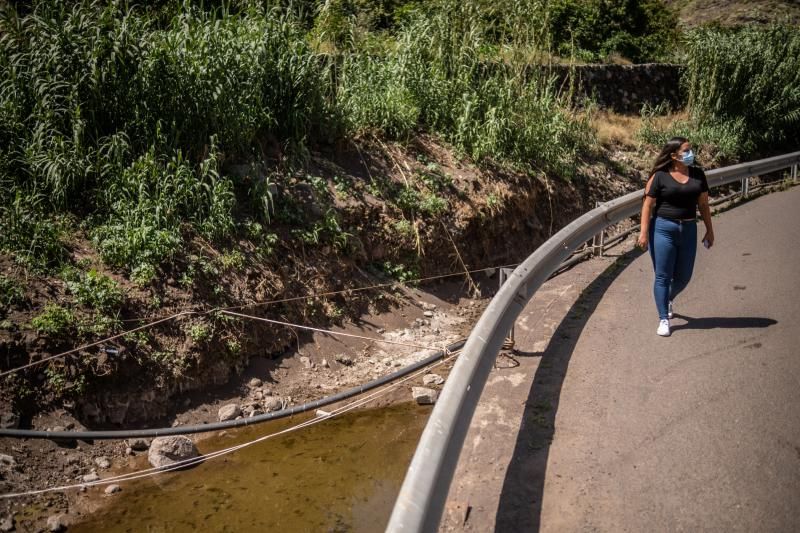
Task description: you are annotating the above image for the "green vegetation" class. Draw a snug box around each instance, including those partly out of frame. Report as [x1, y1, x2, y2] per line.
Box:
[682, 25, 800, 156]
[30, 304, 75, 336]
[638, 24, 800, 161]
[63, 268, 124, 312]
[0, 0, 599, 281]
[0, 275, 25, 311]
[549, 0, 679, 63]
[3, 0, 797, 419]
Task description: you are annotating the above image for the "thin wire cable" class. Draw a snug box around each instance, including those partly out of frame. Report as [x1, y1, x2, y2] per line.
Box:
[220, 310, 442, 352]
[0, 350, 459, 499]
[120, 262, 522, 324]
[0, 261, 512, 379]
[0, 311, 197, 379]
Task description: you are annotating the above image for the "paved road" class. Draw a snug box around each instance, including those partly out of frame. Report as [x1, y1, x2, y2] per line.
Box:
[441, 185, 800, 532]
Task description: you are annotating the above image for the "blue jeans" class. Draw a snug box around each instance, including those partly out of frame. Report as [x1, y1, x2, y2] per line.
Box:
[648, 217, 697, 319]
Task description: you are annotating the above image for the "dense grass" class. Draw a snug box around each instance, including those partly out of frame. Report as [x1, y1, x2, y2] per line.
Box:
[548, 0, 679, 63]
[0, 0, 598, 279]
[682, 25, 800, 156]
[2, 0, 793, 284]
[637, 24, 800, 161]
[338, 0, 593, 175]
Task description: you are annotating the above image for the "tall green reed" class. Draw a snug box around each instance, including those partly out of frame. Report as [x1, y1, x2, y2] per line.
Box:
[682, 25, 800, 156]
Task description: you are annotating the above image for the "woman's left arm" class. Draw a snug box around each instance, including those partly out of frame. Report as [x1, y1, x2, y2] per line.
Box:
[698, 192, 714, 247]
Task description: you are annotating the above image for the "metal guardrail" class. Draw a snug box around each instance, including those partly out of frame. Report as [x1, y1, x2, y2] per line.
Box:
[386, 150, 800, 532]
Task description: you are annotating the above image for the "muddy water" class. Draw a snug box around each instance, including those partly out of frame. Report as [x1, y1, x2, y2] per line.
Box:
[74, 403, 430, 532]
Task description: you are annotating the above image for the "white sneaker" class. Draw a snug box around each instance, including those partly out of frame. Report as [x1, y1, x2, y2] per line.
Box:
[668, 301, 674, 319]
[657, 319, 671, 337]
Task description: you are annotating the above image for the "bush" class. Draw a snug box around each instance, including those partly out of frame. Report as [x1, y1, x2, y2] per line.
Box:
[548, 0, 678, 63]
[0, 1, 331, 273]
[30, 304, 75, 336]
[64, 269, 124, 312]
[338, 1, 594, 176]
[91, 140, 234, 273]
[0, 275, 25, 310]
[682, 25, 800, 156]
[0, 192, 68, 273]
[637, 104, 744, 165]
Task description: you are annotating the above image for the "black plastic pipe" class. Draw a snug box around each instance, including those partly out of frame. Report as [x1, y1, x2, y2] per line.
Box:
[0, 340, 466, 440]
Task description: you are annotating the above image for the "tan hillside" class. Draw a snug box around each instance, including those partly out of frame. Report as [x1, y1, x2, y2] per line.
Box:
[665, 0, 800, 27]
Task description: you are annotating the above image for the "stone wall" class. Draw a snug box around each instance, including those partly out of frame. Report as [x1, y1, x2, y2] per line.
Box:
[549, 63, 685, 114]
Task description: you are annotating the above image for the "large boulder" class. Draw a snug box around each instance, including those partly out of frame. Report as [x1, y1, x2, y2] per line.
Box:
[147, 436, 199, 469]
[263, 397, 283, 412]
[412, 387, 439, 405]
[217, 404, 241, 422]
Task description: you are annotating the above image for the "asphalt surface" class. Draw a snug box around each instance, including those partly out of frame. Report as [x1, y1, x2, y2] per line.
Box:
[441, 185, 800, 532]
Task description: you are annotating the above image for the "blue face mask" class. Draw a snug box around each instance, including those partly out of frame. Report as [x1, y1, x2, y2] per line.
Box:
[679, 149, 695, 166]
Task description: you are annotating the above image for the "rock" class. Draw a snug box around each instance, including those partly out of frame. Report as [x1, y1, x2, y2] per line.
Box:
[423, 311, 435, 318]
[252, 390, 264, 401]
[248, 409, 263, 418]
[0, 454, 15, 469]
[412, 387, 439, 405]
[321, 359, 329, 369]
[423, 373, 445, 386]
[383, 358, 392, 367]
[83, 472, 100, 483]
[376, 328, 385, 334]
[263, 397, 283, 412]
[104, 484, 121, 495]
[335, 354, 354, 366]
[217, 404, 241, 422]
[299, 356, 313, 369]
[148, 436, 199, 469]
[46, 514, 66, 532]
[421, 302, 437, 311]
[0, 515, 13, 532]
[247, 378, 263, 388]
[125, 447, 133, 456]
[126, 438, 151, 451]
[95, 456, 111, 469]
[0, 412, 19, 429]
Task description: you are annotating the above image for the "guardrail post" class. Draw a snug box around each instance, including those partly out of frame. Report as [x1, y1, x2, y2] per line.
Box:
[793, 164, 798, 183]
[741, 176, 750, 199]
[599, 227, 605, 257]
[592, 202, 604, 256]
[499, 268, 515, 346]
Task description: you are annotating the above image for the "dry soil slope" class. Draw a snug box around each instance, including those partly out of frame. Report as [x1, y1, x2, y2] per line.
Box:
[665, 0, 800, 27]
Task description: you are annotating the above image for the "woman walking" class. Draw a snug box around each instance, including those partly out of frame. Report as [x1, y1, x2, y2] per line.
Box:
[637, 137, 715, 336]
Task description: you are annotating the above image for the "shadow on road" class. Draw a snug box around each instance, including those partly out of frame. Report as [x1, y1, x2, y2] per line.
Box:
[493, 249, 642, 533]
[670, 315, 777, 331]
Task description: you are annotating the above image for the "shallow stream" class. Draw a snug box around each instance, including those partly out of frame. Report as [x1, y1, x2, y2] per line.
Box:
[73, 403, 429, 532]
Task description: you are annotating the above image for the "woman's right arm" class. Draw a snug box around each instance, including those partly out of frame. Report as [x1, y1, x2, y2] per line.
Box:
[638, 175, 656, 250]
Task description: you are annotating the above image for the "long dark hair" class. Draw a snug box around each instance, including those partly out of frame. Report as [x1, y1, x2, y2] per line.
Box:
[650, 136, 689, 176]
